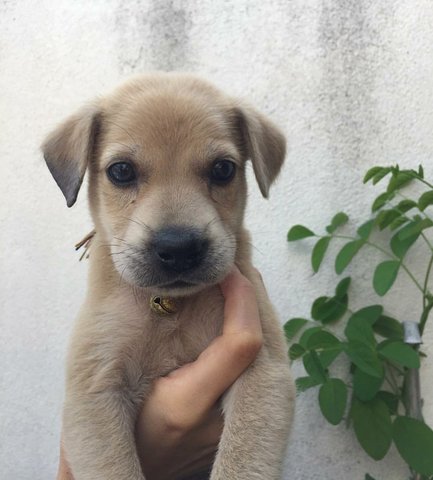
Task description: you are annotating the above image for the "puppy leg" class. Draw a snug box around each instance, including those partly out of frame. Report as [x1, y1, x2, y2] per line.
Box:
[210, 351, 294, 480]
[63, 390, 146, 480]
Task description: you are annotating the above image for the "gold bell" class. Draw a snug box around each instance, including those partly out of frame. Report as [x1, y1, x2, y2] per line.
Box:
[150, 296, 177, 315]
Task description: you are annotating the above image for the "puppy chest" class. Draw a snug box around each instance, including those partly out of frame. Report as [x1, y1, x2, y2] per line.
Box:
[145, 293, 224, 375]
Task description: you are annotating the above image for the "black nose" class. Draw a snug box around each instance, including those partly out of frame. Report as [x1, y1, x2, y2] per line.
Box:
[152, 227, 209, 273]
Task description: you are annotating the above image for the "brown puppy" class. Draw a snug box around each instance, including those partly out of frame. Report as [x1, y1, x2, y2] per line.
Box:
[43, 73, 294, 480]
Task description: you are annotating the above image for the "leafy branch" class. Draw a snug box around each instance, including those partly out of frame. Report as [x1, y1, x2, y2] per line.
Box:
[285, 165, 433, 479]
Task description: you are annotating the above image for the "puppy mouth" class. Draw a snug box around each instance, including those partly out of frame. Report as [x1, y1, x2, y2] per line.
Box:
[150, 277, 215, 298]
[112, 227, 237, 294]
[158, 280, 197, 289]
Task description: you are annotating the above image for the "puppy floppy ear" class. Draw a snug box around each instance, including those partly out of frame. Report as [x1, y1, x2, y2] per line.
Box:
[235, 104, 286, 198]
[42, 104, 101, 207]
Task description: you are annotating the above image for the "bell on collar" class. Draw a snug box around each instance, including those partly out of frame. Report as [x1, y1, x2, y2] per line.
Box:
[150, 296, 177, 315]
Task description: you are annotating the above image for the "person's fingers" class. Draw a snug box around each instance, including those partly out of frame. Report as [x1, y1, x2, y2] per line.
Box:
[57, 441, 74, 480]
[249, 266, 271, 301]
[160, 267, 263, 428]
[219, 266, 262, 338]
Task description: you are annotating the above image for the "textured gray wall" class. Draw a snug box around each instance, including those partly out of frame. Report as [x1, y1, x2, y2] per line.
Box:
[1, 1, 433, 479]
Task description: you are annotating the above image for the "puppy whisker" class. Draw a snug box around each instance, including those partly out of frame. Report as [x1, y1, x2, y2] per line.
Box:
[121, 217, 153, 233]
[117, 263, 129, 288]
[112, 237, 135, 248]
[204, 216, 221, 232]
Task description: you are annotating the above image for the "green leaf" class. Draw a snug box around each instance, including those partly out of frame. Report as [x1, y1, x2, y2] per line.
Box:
[373, 261, 400, 296]
[377, 391, 399, 415]
[319, 378, 348, 425]
[289, 343, 305, 360]
[311, 295, 348, 324]
[364, 305, 385, 320]
[378, 341, 420, 368]
[326, 212, 349, 234]
[390, 223, 420, 258]
[303, 351, 327, 383]
[325, 296, 348, 324]
[299, 326, 323, 348]
[306, 330, 341, 350]
[389, 216, 409, 231]
[320, 347, 343, 368]
[351, 397, 392, 460]
[344, 341, 384, 378]
[335, 277, 351, 298]
[396, 199, 417, 213]
[393, 416, 433, 475]
[365, 474, 377, 480]
[353, 367, 384, 402]
[399, 218, 433, 239]
[372, 168, 392, 185]
[295, 376, 321, 392]
[357, 219, 375, 239]
[335, 240, 365, 274]
[372, 192, 394, 212]
[311, 297, 327, 318]
[284, 318, 309, 342]
[312, 236, 331, 273]
[387, 171, 413, 193]
[376, 209, 401, 230]
[373, 315, 404, 340]
[351, 305, 384, 324]
[420, 217, 433, 232]
[345, 318, 374, 346]
[418, 191, 433, 211]
[345, 306, 383, 345]
[418, 165, 424, 178]
[287, 225, 315, 241]
[364, 166, 384, 184]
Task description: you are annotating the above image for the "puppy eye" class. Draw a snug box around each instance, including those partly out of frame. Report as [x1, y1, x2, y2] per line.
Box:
[210, 159, 236, 184]
[107, 162, 136, 186]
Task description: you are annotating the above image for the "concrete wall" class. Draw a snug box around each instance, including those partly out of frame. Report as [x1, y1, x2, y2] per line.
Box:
[1, 1, 433, 478]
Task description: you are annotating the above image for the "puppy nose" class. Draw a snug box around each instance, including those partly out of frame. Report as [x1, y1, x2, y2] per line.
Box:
[152, 227, 209, 273]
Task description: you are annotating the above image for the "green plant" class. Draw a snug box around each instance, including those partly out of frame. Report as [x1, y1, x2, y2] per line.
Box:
[286, 165, 433, 480]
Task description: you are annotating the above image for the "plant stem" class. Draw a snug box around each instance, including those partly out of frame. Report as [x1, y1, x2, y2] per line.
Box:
[326, 234, 357, 241]
[422, 253, 433, 310]
[365, 240, 425, 293]
[406, 171, 433, 189]
[402, 321, 423, 480]
[399, 264, 425, 295]
[419, 297, 433, 336]
[375, 192, 433, 297]
[384, 372, 399, 395]
[404, 370, 424, 480]
[388, 365, 400, 393]
[328, 234, 425, 294]
[420, 232, 433, 253]
[391, 193, 433, 253]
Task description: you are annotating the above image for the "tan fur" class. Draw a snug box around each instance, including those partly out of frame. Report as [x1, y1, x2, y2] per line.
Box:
[43, 73, 295, 480]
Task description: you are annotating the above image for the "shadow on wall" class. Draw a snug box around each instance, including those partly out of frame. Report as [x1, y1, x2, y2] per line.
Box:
[115, 1, 193, 73]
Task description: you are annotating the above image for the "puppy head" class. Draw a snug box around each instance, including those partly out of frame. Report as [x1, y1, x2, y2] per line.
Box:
[42, 74, 286, 296]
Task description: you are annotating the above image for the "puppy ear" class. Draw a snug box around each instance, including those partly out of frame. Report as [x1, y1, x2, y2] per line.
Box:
[42, 104, 101, 207]
[235, 104, 286, 198]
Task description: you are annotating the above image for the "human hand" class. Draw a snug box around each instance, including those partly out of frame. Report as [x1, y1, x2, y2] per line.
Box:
[57, 267, 263, 480]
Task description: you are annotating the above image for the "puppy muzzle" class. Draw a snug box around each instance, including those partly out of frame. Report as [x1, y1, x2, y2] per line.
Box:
[151, 226, 209, 274]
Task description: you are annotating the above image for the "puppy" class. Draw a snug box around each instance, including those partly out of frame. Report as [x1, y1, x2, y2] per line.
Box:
[43, 73, 294, 480]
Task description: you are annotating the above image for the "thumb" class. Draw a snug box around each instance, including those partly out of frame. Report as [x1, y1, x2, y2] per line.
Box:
[165, 267, 262, 421]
